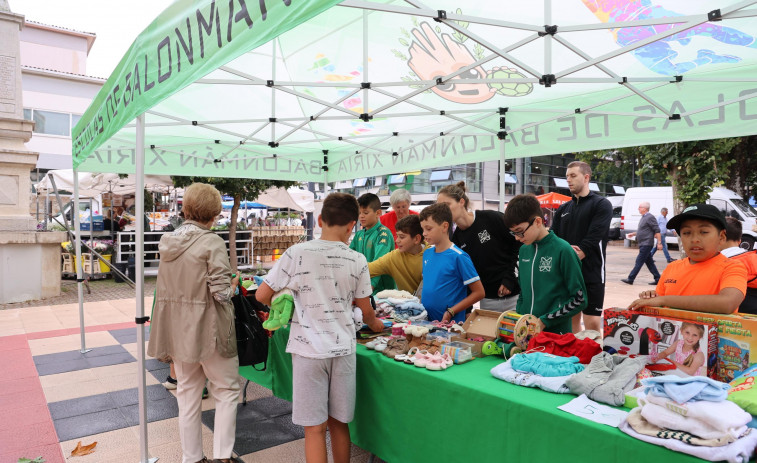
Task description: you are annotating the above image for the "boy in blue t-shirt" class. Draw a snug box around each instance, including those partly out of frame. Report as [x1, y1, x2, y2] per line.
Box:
[419, 202, 484, 322]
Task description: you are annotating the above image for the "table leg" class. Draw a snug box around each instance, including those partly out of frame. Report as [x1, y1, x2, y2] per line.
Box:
[242, 379, 251, 405]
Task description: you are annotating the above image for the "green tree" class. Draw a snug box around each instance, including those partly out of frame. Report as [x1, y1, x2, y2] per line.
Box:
[573, 149, 667, 188]
[172, 177, 296, 271]
[637, 139, 740, 213]
[722, 135, 757, 200]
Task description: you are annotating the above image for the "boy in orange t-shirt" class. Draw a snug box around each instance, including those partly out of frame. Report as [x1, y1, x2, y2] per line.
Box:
[629, 204, 746, 314]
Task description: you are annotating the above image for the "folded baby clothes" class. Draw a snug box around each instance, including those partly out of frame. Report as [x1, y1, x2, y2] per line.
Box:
[395, 301, 424, 311]
[526, 331, 602, 364]
[566, 352, 647, 406]
[640, 402, 748, 442]
[641, 393, 751, 438]
[375, 289, 416, 300]
[628, 408, 735, 447]
[392, 302, 427, 322]
[510, 352, 584, 377]
[642, 375, 730, 403]
[627, 408, 740, 447]
[620, 419, 757, 463]
[490, 359, 573, 394]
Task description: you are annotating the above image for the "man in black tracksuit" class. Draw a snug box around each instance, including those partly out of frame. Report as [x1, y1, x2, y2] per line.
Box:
[551, 161, 613, 332]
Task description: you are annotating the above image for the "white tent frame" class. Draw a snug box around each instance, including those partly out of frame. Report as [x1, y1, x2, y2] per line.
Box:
[70, 1, 757, 461]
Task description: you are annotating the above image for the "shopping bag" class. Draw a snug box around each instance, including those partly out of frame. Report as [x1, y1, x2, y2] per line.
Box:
[231, 293, 268, 370]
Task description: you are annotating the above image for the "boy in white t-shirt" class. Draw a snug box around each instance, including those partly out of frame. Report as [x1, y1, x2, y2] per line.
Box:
[256, 193, 384, 463]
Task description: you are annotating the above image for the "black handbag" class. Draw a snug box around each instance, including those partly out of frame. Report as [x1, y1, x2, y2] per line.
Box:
[231, 293, 268, 370]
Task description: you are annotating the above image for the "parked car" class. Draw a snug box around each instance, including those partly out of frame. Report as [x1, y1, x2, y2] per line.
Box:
[606, 196, 624, 240]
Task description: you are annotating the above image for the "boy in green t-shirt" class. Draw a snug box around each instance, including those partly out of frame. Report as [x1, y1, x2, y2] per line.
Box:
[350, 193, 395, 294]
[503, 194, 587, 334]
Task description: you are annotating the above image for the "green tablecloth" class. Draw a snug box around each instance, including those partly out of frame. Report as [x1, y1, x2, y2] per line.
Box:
[241, 329, 702, 463]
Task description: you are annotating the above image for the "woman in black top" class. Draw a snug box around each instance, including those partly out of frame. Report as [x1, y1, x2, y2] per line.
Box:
[437, 182, 521, 312]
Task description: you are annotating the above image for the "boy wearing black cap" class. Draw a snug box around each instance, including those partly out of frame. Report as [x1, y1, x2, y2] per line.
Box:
[629, 204, 746, 314]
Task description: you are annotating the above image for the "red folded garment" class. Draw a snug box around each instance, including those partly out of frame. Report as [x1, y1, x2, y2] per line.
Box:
[527, 331, 601, 364]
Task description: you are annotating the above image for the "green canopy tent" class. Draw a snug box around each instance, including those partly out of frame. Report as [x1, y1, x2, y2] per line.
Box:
[69, 1, 757, 460]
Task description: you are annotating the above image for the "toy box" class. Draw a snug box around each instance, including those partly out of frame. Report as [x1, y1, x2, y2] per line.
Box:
[452, 309, 502, 357]
[633, 307, 757, 382]
[603, 308, 718, 379]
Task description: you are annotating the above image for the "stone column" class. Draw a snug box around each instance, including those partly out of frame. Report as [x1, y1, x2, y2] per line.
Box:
[0, 4, 66, 304]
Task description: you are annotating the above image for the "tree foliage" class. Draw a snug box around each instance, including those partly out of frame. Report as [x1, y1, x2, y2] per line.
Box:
[172, 177, 296, 271]
[576, 137, 742, 214]
[636, 139, 740, 212]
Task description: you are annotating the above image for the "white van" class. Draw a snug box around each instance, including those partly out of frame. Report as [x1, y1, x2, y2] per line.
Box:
[621, 187, 757, 250]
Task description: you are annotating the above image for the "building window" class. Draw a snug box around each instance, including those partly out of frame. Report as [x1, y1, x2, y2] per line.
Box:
[23, 108, 31, 120]
[389, 174, 406, 185]
[32, 109, 71, 136]
[72, 114, 82, 128]
[429, 170, 451, 182]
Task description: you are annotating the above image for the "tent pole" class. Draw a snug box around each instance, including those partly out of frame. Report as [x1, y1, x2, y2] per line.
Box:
[544, 0, 552, 76]
[72, 169, 90, 354]
[499, 138, 506, 212]
[480, 162, 485, 211]
[363, 10, 369, 112]
[134, 113, 156, 463]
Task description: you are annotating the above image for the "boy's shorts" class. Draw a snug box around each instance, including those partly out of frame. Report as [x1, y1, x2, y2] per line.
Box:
[291, 353, 356, 426]
[582, 281, 605, 316]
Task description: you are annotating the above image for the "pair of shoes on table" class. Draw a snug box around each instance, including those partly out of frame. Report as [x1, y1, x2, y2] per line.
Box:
[416, 338, 444, 355]
[365, 336, 389, 350]
[383, 337, 409, 359]
[621, 278, 634, 285]
[425, 352, 453, 371]
[163, 376, 177, 390]
[394, 346, 420, 364]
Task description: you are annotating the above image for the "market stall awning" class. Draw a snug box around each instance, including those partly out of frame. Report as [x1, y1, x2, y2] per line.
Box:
[255, 186, 315, 212]
[537, 191, 572, 209]
[35, 169, 101, 197]
[90, 173, 175, 194]
[222, 200, 267, 210]
[71, 1, 757, 183]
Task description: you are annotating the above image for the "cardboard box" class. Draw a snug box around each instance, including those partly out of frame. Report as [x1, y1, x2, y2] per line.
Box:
[634, 306, 757, 382]
[452, 309, 502, 357]
[603, 308, 718, 379]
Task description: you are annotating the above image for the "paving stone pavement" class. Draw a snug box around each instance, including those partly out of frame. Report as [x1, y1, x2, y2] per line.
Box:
[1, 277, 157, 310]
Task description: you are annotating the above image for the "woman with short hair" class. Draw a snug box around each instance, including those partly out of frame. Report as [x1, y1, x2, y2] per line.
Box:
[380, 188, 418, 244]
[148, 182, 241, 463]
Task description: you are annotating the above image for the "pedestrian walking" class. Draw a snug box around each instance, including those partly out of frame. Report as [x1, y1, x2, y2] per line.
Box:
[622, 201, 662, 285]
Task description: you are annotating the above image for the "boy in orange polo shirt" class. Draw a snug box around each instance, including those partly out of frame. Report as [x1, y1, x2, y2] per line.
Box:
[629, 204, 746, 314]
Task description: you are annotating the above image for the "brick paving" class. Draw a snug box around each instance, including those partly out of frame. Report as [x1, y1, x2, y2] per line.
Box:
[1, 277, 157, 310]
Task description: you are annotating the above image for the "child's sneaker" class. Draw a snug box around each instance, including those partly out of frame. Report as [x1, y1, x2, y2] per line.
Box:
[365, 336, 388, 350]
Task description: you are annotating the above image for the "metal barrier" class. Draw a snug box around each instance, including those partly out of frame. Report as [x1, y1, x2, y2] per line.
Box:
[116, 230, 254, 266]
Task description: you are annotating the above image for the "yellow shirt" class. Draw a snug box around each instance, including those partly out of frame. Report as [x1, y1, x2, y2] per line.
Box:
[368, 245, 428, 294]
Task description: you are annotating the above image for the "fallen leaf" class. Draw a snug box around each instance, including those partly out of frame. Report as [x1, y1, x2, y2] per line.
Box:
[17, 458, 45, 463]
[70, 441, 97, 457]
